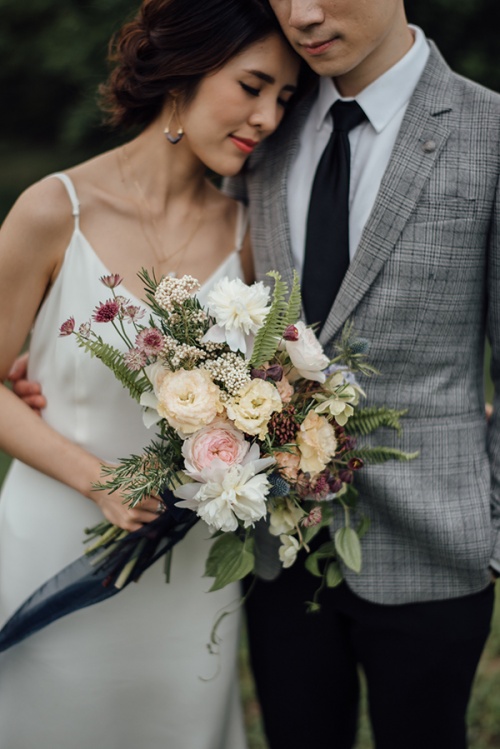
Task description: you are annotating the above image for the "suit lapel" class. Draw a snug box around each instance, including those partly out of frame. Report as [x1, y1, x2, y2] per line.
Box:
[320, 45, 455, 344]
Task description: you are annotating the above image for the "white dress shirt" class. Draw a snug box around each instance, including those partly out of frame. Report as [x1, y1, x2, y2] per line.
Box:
[288, 26, 430, 276]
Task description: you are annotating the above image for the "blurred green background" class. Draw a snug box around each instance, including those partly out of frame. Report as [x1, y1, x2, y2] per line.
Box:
[0, 0, 499, 746]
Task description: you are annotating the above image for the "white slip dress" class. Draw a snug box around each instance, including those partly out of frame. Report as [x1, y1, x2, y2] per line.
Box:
[0, 173, 249, 749]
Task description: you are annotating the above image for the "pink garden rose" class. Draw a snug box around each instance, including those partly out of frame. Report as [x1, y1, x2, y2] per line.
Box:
[182, 419, 250, 476]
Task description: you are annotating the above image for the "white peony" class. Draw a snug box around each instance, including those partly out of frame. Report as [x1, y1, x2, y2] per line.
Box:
[173, 444, 275, 533]
[284, 321, 330, 383]
[202, 277, 271, 355]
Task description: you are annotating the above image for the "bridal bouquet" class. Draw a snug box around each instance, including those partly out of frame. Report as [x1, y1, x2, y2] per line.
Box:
[0, 269, 416, 652]
[58, 269, 415, 602]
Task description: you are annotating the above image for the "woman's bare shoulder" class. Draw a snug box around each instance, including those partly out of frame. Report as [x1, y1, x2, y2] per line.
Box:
[4, 176, 76, 242]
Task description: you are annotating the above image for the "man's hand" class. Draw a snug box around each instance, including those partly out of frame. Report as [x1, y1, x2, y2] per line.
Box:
[7, 352, 47, 414]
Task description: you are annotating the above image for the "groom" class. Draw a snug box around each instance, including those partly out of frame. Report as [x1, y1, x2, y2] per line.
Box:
[225, 0, 500, 747]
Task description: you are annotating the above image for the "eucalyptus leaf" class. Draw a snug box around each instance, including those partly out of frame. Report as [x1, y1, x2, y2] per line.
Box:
[326, 561, 344, 588]
[334, 527, 362, 573]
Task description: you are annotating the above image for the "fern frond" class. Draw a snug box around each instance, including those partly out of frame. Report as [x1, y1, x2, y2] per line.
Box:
[284, 271, 302, 326]
[250, 272, 289, 367]
[75, 335, 150, 402]
[343, 447, 419, 464]
[345, 407, 408, 436]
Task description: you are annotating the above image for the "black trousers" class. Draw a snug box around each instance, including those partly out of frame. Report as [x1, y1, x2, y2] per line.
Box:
[244, 558, 494, 749]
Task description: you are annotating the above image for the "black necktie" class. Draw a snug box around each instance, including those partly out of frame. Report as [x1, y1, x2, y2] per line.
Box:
[302, 100, 367, 332]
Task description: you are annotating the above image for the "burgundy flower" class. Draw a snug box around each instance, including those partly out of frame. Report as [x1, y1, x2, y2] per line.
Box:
[99, 273, 123, 289]
[136, 328, 164, 355]
[93, 300, 120, 323]
[283, 324, 299, 341]
[59, 317, 75, 336]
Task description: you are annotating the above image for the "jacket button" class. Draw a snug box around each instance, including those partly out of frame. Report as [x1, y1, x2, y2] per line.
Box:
[422, 139, 437, 153]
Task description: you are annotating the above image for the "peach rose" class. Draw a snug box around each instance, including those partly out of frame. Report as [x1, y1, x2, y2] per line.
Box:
[274, 448, 301, 483]
[182, 419, 250, 475]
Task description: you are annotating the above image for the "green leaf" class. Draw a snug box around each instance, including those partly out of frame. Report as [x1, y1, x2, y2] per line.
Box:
[205, 533, 255, 591]
[334, 527, 362, 573]
[326, 561, 344, 588]
[304, 540, 336, 577]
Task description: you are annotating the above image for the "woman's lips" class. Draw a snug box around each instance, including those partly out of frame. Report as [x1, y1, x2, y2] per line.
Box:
[229, 136, 258, 154]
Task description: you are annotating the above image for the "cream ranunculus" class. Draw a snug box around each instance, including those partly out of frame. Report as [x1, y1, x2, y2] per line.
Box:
[284, 321, 330, 383]
[278, 534, 300, 568]
[155, 368, 224, 436]
[226, 378, 282, 440]
[297, 410, 338, 475]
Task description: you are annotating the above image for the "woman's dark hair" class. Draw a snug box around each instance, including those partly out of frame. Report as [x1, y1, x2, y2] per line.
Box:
[100, 0, 288, 129]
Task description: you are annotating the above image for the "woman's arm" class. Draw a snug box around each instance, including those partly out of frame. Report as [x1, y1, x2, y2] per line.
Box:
[0, 179, 158, 531]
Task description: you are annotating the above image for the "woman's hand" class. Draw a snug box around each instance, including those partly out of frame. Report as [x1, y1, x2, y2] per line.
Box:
[7, 352, 47, 414]
[91, 482, 162, 532]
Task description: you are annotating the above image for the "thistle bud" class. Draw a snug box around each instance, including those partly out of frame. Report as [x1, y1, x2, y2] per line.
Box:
[283, 324, 299, 341]
[348, 457, 364, 471]
[338, 469, 354, 484]
[251, 368, 267, 380]
[266, 364, 284, 382]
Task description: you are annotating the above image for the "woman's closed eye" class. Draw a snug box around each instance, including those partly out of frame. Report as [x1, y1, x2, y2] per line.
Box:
[240, 82, 261, 97]
[240, 81, 293, 108]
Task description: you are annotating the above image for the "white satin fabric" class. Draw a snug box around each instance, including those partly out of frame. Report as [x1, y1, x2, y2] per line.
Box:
[0, 174, 248, 749]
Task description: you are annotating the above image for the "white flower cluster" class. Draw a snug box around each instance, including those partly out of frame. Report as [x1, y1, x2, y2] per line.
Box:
[171, 343, 208, 369]
[154, 275, 200, 312]
[203, 352, 251, 395]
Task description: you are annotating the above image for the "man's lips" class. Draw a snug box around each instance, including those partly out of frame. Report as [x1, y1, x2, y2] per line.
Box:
[229, 136, 258, 154]
[300, 37, 339, 56]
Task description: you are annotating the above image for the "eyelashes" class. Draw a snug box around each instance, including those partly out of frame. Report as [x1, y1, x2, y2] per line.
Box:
[239, 81, 292, 108]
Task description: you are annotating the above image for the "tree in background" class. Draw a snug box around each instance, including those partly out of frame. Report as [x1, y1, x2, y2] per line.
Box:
[0, 0, 498, 218]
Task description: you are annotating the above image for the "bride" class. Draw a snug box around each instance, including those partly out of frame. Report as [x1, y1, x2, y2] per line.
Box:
[0, 0, 300, 746]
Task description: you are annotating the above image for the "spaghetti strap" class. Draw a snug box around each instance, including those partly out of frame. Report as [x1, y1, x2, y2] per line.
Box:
[234, 202, 249, 253]
[45, 172, 80, 229]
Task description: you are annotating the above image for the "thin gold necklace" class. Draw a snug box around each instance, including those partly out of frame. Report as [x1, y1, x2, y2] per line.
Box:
[118, 145, 206, 276]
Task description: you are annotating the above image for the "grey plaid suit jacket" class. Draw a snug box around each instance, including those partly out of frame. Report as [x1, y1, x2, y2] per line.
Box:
[227, 42, 500, 604]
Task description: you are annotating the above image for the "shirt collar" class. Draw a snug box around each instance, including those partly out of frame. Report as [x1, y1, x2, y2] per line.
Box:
[314, 25, 430, 133]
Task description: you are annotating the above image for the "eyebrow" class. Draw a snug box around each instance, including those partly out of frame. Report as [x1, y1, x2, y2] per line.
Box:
[245, 69, 297, 92]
